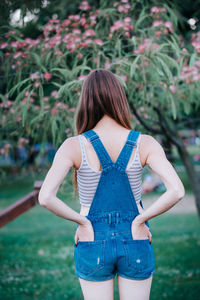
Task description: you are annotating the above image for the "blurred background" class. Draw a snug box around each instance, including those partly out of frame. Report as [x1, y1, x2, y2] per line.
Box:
[0, 0, 200, 299]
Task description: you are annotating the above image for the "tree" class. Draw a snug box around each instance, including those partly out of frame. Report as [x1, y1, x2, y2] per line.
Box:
[0, 0, 200, 214]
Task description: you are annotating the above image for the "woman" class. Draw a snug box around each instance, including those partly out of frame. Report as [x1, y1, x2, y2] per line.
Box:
[39, 69, 185, 300]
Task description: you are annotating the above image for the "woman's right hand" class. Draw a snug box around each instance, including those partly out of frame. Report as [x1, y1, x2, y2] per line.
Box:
[74, 218, 94, 245]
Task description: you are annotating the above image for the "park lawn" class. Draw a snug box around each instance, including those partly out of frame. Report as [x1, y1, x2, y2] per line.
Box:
[0, 174, 200, 299]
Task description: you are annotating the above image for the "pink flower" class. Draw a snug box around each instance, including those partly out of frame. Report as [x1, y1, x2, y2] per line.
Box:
[120, 74, 127, 82]
[165, 21, 173, 28]
[0, 42, 8, 49]
[152, 20, 163, 27]
[72, 29, 81, 35]
[44, 73, 52, 80]
[94, 39, 103, 45]
[62, 19, 70, 26]
[150, 6, 167, 14]
[192, 41, 200, 53]
[78, 75, 87, 80]
[118, 5, 125, 12]
[16, 116, 22, 122]
[105, 60, 110, 69]
[11, 41, 19, 48]
[69, 107, 75, 112]
[77, 53, 83, 59]
[30, 73, 40, 80]
[83, 29, 96, 38]
[85, 39, 93, 45]
[155, 31, 162, 37]
[79, 1, 91, 11]
[51, 108, 57, 115]
[49, 18, 60, 23]
[169, 85, 176, 94]
[34, 82, 40, 88]
[80, 17, 87, 26]
[51, 90, 59, 99]
[13, 52, 22, 59]
[124, 17, 132, 23]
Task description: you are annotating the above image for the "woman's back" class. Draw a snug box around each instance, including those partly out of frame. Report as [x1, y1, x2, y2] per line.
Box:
[77, 117, 143, 211]
[73, 114, 150, 216]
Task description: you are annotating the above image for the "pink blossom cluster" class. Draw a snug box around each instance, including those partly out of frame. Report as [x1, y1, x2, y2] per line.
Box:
[109, 18, 133, 38]
[51, 101, 69, 115]
[191, 31, 200, 53]
[152, 20, 173, 34]
[179, 61, 200, 83]
[29, 72, 52, 87]
[79, 1, 91, 11]
[42, 10, 103, 53]
[114, 1, 131, 14]
[150, 6, 167, 16]
[134, 38, 160, 54]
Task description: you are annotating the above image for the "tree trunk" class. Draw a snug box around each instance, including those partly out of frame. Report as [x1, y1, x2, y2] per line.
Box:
[176, 140, 200, 216]
[129, 102, 200, 216]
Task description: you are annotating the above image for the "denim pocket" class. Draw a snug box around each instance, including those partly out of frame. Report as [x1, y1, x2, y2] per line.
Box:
[123, 239, 154, 273]
[74, 240, 106, 275]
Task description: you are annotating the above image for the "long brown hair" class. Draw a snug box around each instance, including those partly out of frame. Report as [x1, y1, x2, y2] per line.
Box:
[73, 68, 132, 194]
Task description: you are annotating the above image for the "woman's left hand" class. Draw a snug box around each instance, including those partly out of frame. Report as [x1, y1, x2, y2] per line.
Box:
[74, 218, 94, 245]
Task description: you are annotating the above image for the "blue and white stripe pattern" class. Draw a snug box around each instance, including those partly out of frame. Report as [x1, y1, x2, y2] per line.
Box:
[77, 134, 143, 207]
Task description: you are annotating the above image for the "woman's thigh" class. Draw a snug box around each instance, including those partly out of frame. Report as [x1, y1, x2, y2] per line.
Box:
[79, 277, 115, 300]
[117, 275, 153, 300]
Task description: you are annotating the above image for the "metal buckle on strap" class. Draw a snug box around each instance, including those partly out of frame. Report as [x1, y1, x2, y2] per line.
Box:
[89, 134, 99, 142]
[126, 140, 136, 147]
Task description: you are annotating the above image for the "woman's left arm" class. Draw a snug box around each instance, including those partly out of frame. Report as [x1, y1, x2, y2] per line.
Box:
[38, 137, 89, 226]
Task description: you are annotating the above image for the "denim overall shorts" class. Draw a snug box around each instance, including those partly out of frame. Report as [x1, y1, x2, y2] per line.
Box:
[74, 129, 155, 281]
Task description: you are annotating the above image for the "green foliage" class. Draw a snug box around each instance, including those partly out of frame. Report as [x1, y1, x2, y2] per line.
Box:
[0, 1, 200, 150]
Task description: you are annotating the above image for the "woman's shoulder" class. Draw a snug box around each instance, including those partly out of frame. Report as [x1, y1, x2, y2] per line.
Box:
[138, 134, 165, 167]
[56, 135, 81, 165]
[140, 134, 163, 150]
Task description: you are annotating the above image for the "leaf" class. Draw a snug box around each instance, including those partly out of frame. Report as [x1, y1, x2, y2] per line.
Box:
[169, 94, 177, 119]
[39, 85, 44, 110]
[183, 99, 191, 115]
[130, 55, 141, 78]
[31, 52, 47, 73]
[22, 90, 33, 126]
[157, 53, 180, 77]
[0, 94, 7, 103]
[13, 84, 32, 109]
[30, 111, 48, 125]
[134, 9, 149, 31]
[51, 68, 71, 80]
[9, 78, 30, 97]
[58, 80, 80, 97]
[155, 56, 174, 83]
[71, 65, 91, 77]
[189, 53, 196, 67]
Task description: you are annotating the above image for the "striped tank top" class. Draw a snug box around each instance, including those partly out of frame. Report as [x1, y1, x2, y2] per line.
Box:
[77, 133, 143, 207]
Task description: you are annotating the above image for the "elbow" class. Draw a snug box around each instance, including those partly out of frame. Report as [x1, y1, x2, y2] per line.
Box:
[38, 190, 50, 207]
[173, 185, 185, 202]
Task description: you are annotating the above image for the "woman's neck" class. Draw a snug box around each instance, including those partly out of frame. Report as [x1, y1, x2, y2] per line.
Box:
[93, 115, 122, 132]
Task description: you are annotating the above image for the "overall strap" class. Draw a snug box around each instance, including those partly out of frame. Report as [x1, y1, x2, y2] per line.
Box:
[116, 130, 140, 171]
[82, 129, 113, 170]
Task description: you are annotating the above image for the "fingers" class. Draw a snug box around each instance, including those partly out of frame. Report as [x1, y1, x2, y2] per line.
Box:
[74, 232, 78, 245]
[148, 230, 152, 243]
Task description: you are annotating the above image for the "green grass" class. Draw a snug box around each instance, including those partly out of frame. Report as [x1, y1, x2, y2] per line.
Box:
[0, 177, 200, 299]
